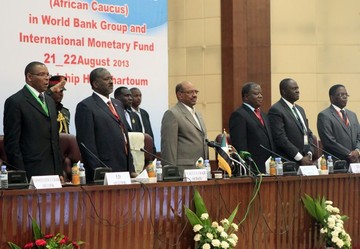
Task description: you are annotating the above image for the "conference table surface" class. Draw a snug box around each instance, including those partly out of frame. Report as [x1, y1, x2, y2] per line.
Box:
[1, 173, 359, 249]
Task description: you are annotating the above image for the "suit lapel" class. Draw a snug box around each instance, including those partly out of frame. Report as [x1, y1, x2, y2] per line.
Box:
[23, 87, 49, 117]
[177, 102, 203, 132]
[243, 104, 266, 130]
[330, 106, 351, 137]
[280, 100, 304, 133]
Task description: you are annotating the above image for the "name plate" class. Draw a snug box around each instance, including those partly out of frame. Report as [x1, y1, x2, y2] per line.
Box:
[104, 172, 131, 185]
[183, 169, 207, 182]
[349, 163, 360, 173]
[29, 175, 62, 189]
[297, 165, 319, 176]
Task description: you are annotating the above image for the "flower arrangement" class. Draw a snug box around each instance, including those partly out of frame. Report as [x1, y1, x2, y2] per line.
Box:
[302, 194, 351, 249]
[184, 189, 239, 249]
[8, 219, 84, 249]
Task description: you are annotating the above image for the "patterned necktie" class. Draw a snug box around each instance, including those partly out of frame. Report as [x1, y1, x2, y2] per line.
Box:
[292, 106, 305, 132]
[38, 93, 44, 103]
[340, 109, 348, 126]
[254, 108, 264, 126]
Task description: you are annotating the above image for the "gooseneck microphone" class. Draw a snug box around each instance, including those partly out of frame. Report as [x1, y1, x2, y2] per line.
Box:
[310, 142, 341, 161]
[138, 148, 175, 166]
[80, 142, 110, 169]
[259, 144, 292, 162]
[205, 139, 252, 176]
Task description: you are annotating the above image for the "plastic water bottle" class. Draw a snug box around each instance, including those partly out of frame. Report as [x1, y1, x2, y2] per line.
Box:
[156, 161, 163, 182]
[0, 165, 8, 189]
[275, 157, 283, 176]
[327, 156, 334, 174]
[205, 159, 212, 179]
[79, 163, 86, 185]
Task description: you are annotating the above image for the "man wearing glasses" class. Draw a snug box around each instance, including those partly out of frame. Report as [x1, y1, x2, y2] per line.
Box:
[317, 84, 360, 163]
[161, 81, 208, 175]
[3, 61, 63, 181]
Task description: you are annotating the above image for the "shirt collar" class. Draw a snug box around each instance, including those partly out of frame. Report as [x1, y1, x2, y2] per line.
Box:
[93, 91, 111, 104]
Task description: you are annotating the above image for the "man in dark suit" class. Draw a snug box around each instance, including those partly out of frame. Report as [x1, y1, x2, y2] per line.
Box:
[268, 78, 314, 166]
[130, 87, 156, 153]
[75, 68, 136, 181]
[161, 81, 208, 174]
[229, 82, 274, 174]
[114, 86, 142, 132]
[3, 61, 63, 180]
[317, 84, 360, 164]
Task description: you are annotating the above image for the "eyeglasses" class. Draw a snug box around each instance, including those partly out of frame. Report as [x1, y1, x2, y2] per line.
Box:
[181, 90, 199, 95]
[335, 93, 350, 98]
[31, 72, 51, 78]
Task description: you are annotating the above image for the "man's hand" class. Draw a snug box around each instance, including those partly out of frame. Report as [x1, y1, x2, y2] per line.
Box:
[347, 150, 359, 163]
[50, 79, 66, 93]
[300, 155, 313, 166]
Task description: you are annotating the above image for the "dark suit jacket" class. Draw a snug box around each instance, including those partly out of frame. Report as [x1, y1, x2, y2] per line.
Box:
[124, 109, 142, 132]
[268, 99, 314, 162]
[317, 105, 360, 162]
[75, 93, 134, 181]
[4, 86, 62, 180]
[229, 104, 274, 173]
[139, 108, 156, 153]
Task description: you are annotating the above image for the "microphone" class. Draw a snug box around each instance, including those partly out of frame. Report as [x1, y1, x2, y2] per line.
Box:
[138, 148, 174, 166]
[310, 142, 341, 161]
[136, 148, 182, 181]
[206, 139, 221, 149]
[80, 142, 110, 169]
[259, 144, 292, 162]
[205, 139, 251, 177]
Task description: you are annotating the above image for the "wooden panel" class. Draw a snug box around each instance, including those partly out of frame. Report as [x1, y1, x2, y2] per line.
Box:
[221, 0, 271, 130]
[1, 175, 359, 249]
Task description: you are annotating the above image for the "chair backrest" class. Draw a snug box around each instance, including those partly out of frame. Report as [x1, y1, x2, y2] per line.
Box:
[59, 133, 82, 180]
[129, 132, 154, 173]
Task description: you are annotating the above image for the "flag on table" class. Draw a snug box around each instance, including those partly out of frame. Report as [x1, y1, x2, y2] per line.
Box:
[217, 129, 232, 177]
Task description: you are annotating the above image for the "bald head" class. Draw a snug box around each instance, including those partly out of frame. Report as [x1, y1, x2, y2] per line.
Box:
[175, 81, 199, 107]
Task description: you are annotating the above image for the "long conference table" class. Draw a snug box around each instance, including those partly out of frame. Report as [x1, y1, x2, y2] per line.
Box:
[1, 173, 359, 249]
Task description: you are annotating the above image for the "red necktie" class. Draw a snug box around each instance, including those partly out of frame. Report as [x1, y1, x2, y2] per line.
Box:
[107, 101, 120, 120]
[340, 110, 349, 126]
[107, 101, 128, 155]
[254, 108, 264, 126]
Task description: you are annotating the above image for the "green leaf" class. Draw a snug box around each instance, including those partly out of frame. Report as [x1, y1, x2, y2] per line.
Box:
[31, 218, 43, 241]
[184, 206, 203, 227]
[227, 204, 239, 225]
[7, 242, 22, 249]
[193, 189, 211, 226]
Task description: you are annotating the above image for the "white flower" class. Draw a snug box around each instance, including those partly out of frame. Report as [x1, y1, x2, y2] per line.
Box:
[320, 227, 327, 234]
[231, 223, 238, 231]
[193, 224, 203, 232]
[201, 213, 209, 220]
[211, 239, 221, 247]
[332, 207, 340, 213]
[227, 238, 236, 246]
[325, 200, 333, 205]
[229, 233, 238, 243]
[326, 205, 333, 212]
[221, 241, 230, 248]
[194, 234, 201, 241]
[220, 218, 229, 225]
[336, 239, 344, 248]
[216, 226, 224, 233]
[211, 221, 219, 228]
[206, 233, 213, 240]
[220, 231, 228, 238]
[202, 244, 211, 249]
